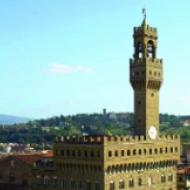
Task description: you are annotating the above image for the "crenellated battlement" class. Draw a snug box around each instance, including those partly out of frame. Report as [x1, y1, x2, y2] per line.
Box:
[130, 58, 163, 66]
[55, 135, 179, 145]
[55, 135, 105, 144]
[134, 25, 157, 34]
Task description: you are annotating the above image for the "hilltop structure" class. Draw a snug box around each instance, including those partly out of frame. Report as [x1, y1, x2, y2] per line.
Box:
[53, 13, 180, 190]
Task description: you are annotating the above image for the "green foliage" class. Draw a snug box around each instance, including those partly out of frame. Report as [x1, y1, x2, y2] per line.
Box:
[0, 113, 189, 146]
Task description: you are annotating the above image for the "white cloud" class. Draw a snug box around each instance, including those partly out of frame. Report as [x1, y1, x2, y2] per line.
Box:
[48, 62, 94, 75]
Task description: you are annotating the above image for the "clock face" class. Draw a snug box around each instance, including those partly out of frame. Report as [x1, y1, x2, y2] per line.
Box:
[148, 125, 157, 140]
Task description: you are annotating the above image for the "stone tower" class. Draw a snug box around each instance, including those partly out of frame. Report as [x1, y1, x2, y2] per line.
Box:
[130, 13, 163, 139]
[51, 12, 180, 190]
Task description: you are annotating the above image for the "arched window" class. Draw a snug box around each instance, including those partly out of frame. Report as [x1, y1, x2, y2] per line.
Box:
[119, 180, 125, 189]
[161, 175, 166, 183]
[168, 174, 173, 182]
[121, 150, 125, 157]
[127, 150, 131, 156]
[44, 176, 50, 185]
[136, 42, 143, 58]
[109, 181, 115, 190]
[138, 178, 142, 186]
[147, 40, 155, 58]
[36, 175, 42, 185]
[86, 181, 91, 190]
[108, 151, 112, 157]
[129, 178, 134, 187]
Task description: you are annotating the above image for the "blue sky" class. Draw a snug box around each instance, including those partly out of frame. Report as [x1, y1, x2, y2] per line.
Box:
[0, 0, 190, 118]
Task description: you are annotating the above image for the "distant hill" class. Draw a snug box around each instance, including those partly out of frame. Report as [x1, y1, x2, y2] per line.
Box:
[0, 114, 31, 125]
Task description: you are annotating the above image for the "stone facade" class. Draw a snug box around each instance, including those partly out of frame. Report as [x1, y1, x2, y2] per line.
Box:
[53, 135, 180, 190]
[51, 15, 181, 190]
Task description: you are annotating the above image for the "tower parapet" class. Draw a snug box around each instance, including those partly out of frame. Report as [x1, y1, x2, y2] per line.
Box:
[55, 134, 179, 145]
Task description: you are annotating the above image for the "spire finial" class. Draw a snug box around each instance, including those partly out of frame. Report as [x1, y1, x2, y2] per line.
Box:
[141, 8, 147, 27]
[142, 8, 146, 20]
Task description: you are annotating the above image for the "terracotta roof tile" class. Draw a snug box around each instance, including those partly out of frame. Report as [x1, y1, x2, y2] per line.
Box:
[14, 151, 53, 165]
[177, 167, 190, 174]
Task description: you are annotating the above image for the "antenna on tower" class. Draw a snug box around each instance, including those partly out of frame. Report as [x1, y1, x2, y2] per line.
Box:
[141, 7, 147, 26]
[142, 8, 146, 19]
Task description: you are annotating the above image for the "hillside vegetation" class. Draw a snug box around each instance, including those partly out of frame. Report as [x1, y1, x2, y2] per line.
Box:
[0, 113, 189, 145]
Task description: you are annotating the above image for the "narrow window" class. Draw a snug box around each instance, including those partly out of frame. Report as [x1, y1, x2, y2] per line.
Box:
[108, 151, 112, 157]
[110, 181, 115, 190]
[129, 178, 134, 188]
[161, 175, 166, 183]
[119, 180, 125, 189]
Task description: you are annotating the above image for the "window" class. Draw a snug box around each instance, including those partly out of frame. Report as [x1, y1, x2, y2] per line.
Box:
[36, 176, 42, 185]
[160, 148, 163, 154]
[136, 42, 143, 58]
[71, 180, 75, 188]
[78, 181, 83, 189]
[95, 183, 101, 190]
[161, 175, 166, 183]
[108, 151, 112, 157]
[44, 176, 50, 185]
[110, 181, 115, 190]
[127, 150, 131, 156]
[133, 149, 136, 155]
[149, 149, 152, 155]
[66, 150, 70, 157]
[86, 181, 91, 190]
[53, 176, 58, 186]
[155, 148, 158, 154]
[119, 180, 125, 189]
[121, 150, 124, 157]
[139, 149, 142, 155]
[115, 151, 118, 157]
[62, 179, 67, 188]
[168, 174, 173, 182]
[138, 178, 142, 186]
[129, 178, 134, 188]
[147, 40, 155, 58]
[136, 72, 139, 76]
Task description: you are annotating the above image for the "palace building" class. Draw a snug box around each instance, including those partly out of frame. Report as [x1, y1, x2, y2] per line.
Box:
[53, 13, 180, 190]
